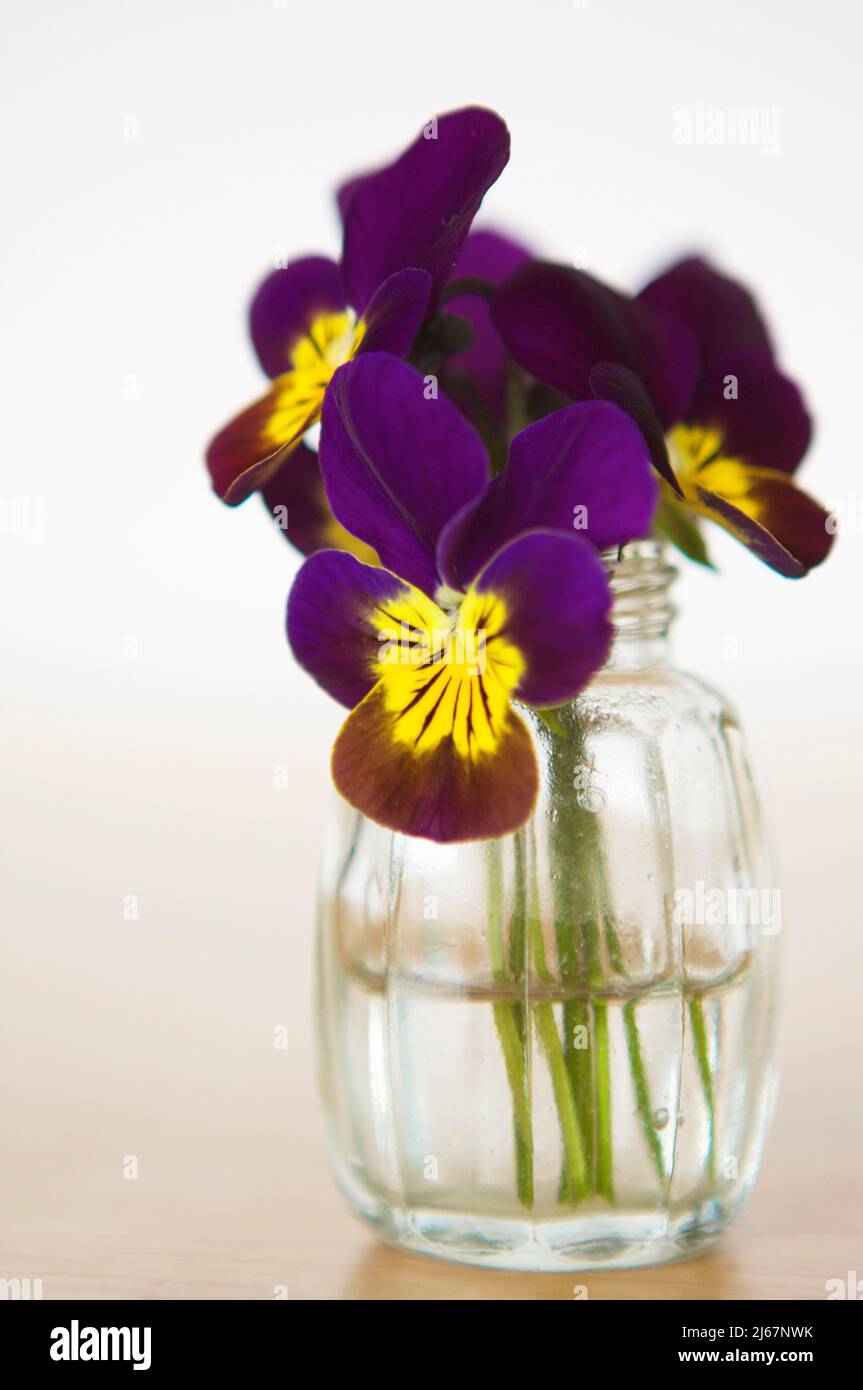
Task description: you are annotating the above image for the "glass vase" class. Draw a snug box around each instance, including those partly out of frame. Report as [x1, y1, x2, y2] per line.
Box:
[315, 542, 780, 1271]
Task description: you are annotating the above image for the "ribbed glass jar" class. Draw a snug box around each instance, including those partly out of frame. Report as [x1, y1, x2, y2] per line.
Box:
[315, 542, 780, 1270]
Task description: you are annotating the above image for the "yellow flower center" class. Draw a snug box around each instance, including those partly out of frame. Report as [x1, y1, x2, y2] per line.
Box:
[371, 584, 525, 760]
[666, 423, 725, 495]
[262, 310, 365, 449]
[665, 422, 770, 521]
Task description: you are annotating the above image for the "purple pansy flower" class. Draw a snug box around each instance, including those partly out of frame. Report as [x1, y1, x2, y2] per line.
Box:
[287, 353, 657, 842]
[493, 256, 834, 576]
[205, 107, 510, 528]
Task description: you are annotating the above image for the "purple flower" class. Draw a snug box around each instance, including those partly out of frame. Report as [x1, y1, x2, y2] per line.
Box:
[493, 256, 834, 576]
[287, 353, 657, 842]
[205, 107, 510, 533]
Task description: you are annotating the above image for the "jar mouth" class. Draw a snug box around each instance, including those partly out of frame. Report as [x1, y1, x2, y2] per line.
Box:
[600, 537, 670, 569]
[601, 540, 677, 643]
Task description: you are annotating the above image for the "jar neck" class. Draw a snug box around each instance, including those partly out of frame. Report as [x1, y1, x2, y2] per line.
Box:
[602, 540, 677, 672]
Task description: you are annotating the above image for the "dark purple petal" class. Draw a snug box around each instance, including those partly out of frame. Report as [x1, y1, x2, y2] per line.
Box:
[687, 348, 812, 474]
[440, 228, 532, 424]
[638, 256, 773, 365]
[452, 227, 532, 285]
[260, 444, 378, 561]
[492, 261, 698, 429]
[250, 256, 346, 379]
[695, 470, 834, 577]
[475, 530, 613, 707]
[260, 443, 329, 555]
[319, 352, 490, 596]
[589, 362, 683, 497]
[287, 551, 406, 708]
[340, 107, 510, 313]
[336, 173, 362, 221]
[358, 267, 431, 356]
[493, 262, 626, 400]
[437, 401, 657, 590]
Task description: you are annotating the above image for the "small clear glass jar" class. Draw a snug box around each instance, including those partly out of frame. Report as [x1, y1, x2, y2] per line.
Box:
[315, 542, 780, 1270]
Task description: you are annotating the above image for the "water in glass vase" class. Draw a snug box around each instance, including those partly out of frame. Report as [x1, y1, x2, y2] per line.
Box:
[315, 544, 780, 1271]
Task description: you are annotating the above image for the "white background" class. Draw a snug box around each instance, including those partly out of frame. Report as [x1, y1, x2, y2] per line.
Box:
[2, 0, 861, 1274]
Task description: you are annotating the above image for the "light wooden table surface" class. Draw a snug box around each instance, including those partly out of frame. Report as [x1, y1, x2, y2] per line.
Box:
[2, 1038, 858, 1301]
[3, 727, 860, 1302]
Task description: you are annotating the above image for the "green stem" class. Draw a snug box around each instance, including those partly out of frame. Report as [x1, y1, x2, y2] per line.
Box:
[524, 824, 590, 1202]
[497, 707, 673, 1211]
[549, 714, 614, 1203]
[583, 914, 615, 1202]
[525, 830, 550, 982]
[509, 832, 528, 979]
[492, 1002, 533, 1202]
[486, 837, 505, 978]
[604, 912, 625, 975]
[564, 1001, 595, 1197]
[487, 838, 533, 1208]
[689, 994, 717, 1183]
[546, 712, 667, 1206]
[606, 913, 678, 1193]
[533, 1002, 590, 1199]
[623, 1000, 666, 1185]
[593, 1001, 614, 1201]
[548, 723, 592, 1201]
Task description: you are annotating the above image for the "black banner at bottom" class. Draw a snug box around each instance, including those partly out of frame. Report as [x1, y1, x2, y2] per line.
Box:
[3, 1297, 858, 1373]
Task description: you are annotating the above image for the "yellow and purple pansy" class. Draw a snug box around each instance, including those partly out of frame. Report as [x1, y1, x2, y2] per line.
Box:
[286, 353, 658, 842]
[493, 256, 833, 576]
[205, 106, 510, 533]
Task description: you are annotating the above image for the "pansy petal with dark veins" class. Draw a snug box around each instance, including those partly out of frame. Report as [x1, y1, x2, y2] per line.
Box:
[340, 107, 510, 313]
[319, 353, 490, 595]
